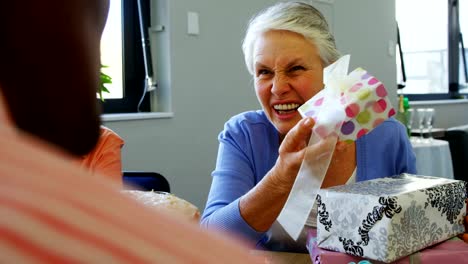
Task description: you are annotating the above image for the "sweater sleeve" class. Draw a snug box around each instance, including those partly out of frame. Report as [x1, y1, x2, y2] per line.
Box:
[200, 118, 266, 244]
[357, 118, 417, 181]
[395, 121, 417, 175]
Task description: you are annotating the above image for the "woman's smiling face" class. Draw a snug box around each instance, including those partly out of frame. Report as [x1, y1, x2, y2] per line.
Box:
[253, 30, 324, 137]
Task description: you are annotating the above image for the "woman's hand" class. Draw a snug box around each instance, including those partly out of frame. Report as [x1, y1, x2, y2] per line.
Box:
[239, 117, 335, 232]
[273, 117, 335, 186]
[461, 199, 468, 243]
[277, 117, 315, 176]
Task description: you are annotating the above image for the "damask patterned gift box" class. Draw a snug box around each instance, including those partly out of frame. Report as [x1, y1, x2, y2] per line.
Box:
[307, 231, 468, 264]
[315, 174, 467, 263]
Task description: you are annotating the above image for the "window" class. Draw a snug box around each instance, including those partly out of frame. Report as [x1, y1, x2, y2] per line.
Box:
[459, 0, 468, 93]
[100, 0, 123, 99]
[99, 0, 151, 113]
[396, 0, 468, 100]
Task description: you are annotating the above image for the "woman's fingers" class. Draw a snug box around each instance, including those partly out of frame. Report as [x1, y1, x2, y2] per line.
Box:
[305, 135, 336, 163]
[461, 199, 467, 242]
[280, 117, 315, 153]
[336, 140, 352, 151]
[465, 199, 468, 233]
[460, 233, 468, 243]
[465, 215, 468, 232]
[278, 117, 337, 174]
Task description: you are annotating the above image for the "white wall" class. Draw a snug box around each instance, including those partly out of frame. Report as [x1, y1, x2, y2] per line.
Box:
[104, 0, 468, 210]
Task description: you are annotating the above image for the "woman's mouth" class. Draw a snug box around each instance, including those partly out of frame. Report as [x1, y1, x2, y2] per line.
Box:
[273, 103, 300, 114]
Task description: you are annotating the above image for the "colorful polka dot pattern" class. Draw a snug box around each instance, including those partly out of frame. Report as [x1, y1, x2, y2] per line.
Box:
[298, 68, 395, 141]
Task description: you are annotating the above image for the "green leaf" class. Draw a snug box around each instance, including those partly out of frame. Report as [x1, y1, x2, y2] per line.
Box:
[101, 86, 110, 93]
[98, 64, 113, 101]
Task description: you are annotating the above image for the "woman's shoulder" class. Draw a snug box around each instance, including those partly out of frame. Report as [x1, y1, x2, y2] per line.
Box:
[221, 110, 277, 142]
[370, 117, 405, 135]
[225, 110, 272, 130]
[360, 117, 407, 144]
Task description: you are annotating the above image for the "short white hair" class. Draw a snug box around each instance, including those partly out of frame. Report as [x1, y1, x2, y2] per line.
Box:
[242, 1, 340, 75]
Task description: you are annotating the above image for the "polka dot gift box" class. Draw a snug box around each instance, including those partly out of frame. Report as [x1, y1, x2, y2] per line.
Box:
[298, 55, 395, 142]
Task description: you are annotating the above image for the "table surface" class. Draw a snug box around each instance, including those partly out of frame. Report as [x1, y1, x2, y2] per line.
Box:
[411, 137, 449, 148]
[250, 250, 312, 264]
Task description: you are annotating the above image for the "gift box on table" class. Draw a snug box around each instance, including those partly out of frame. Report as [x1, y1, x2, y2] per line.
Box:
[314, 174, 467, 263]
[307, 231, 468, 264]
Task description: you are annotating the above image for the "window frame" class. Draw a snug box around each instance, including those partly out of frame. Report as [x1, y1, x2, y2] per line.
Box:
[100, 0, 151, 114]
[398, 0, 467, 101]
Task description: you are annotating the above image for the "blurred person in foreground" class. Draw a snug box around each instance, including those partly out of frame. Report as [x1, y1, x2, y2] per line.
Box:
[201, 1, 420, 253]
[0, 1, 262, 263]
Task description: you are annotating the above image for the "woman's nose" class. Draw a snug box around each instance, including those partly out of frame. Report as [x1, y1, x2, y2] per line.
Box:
[271, 74, 291, 96]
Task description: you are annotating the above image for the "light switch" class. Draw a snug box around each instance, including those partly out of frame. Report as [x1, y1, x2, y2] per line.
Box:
[187, 11, 199, 35]
[388, 40, 395, 57]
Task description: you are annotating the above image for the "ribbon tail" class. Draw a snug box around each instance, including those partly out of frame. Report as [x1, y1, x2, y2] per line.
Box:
[277, 134, 337, 240]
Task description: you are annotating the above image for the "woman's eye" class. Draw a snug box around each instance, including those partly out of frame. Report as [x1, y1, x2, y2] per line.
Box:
[257, 69, 271, 76]
[290, 65, 305, 72]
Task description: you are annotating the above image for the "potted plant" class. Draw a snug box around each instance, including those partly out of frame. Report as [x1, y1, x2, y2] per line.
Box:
[98, 65, 112, 101]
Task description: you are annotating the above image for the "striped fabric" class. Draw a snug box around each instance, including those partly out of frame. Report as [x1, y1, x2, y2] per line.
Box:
[0, 125, 261, 263]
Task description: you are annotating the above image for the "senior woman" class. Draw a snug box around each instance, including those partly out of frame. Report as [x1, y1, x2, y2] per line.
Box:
[201, 1, 416, 252]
